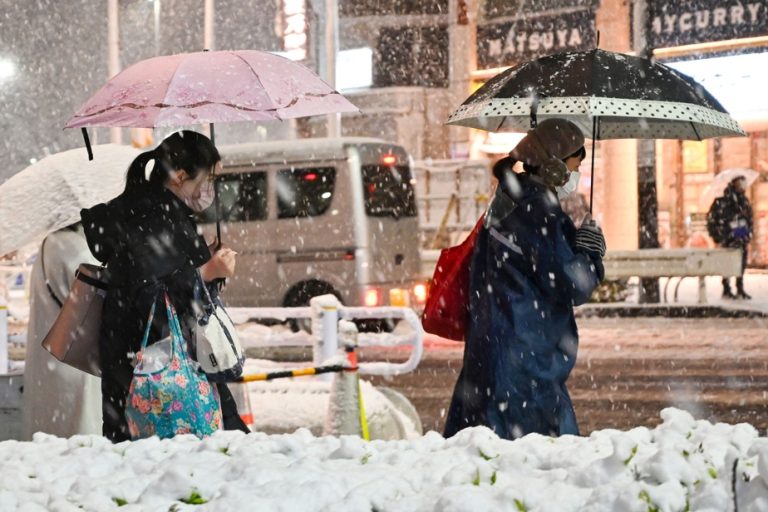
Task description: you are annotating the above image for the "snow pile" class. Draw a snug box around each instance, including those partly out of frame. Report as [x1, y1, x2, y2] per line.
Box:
[1, 408, 767, 511]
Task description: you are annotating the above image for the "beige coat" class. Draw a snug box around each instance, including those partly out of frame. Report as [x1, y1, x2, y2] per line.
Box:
[20, 226, 101, 439]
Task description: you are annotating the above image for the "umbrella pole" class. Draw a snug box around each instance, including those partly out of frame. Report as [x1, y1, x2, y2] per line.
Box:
[589, 117, 599, 215]
[209, 122, 222, 248]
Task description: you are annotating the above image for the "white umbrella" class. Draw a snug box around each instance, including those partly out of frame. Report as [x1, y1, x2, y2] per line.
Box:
[698, 168, 760, 210]
[0, 144, 140, 256]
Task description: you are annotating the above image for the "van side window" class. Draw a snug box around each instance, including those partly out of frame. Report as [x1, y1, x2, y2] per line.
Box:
[277, 167, 336, 218]
[362, 165, 417, 218]
[197, 171, 268, 223]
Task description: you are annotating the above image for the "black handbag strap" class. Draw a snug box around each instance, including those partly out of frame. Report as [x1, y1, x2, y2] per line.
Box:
[40, 237, 63, 308]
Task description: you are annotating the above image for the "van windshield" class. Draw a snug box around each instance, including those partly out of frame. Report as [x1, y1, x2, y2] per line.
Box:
[362, 165, 417, 218]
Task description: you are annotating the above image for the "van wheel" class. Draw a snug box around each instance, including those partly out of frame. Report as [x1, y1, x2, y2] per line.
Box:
[283, 280, 341, 332]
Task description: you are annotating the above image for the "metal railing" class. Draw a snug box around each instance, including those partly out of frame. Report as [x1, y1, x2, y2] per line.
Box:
[227, 294, 424, 379]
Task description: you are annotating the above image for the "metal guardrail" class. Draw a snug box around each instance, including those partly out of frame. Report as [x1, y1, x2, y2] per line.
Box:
[227, 294, 424, 378]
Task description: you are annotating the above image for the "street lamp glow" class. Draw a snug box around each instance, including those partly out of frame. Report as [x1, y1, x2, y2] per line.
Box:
[0, 58, 16, 81]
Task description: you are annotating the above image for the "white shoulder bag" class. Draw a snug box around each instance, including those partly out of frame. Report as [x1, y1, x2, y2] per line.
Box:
[194, 272, 245, 382]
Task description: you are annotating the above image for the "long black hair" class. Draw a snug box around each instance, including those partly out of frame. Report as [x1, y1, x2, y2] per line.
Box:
[124, 130, 220, 192]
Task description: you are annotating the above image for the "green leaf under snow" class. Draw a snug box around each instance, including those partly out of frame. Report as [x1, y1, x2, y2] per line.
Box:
[478, 449, 497, 460]
[180, 491, 207, 505]
[360, 453, 371, 465]
[514, 499, 527, 511]
[624, 445, 638, 465]
[638, 490, 660, 512]
[708, 467, 718, 479]
[491, 471, 497, 485]
[112, 498, 127, 507]
[472, 470, 480, 486]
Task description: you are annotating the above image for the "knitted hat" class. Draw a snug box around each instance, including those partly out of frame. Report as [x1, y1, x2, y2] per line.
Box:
[509, 119, 585, 167]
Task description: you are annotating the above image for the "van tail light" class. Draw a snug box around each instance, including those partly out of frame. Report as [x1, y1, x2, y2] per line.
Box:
[381, 154, 397, 166]
[364, 288, 382, 307]
[413, 282, 428, 304]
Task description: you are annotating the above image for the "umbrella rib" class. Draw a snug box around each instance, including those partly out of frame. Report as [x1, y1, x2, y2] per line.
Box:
[68, 94, 336, 121]
[691, 121, 702, 141]
[230, 52, 269, 97]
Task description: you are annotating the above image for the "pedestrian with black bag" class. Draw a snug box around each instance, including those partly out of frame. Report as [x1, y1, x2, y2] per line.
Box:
[80, 131, 248, 442]
[707, 176, 753, 300]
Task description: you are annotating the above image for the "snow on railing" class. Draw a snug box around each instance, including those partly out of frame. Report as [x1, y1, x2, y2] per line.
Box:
[227, 294, 424, 378]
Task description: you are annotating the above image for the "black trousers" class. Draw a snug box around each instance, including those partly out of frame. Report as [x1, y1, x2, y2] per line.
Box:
[217, 382, 250, 433]
[722, 246, 748, 290]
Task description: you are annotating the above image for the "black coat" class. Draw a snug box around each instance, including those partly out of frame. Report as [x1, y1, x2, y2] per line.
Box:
[707, 183, 753, 248]
[444, 173, 604, 439]
[81, 185, 210, 441]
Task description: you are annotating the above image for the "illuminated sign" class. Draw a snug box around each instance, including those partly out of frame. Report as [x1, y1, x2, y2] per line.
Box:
[477, 9, 596, 69]
[647, 0, 767, 48]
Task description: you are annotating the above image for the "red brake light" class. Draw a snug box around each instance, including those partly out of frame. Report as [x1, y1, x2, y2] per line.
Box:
[303, 172, 318, 181]
[381, 154, 397, 166]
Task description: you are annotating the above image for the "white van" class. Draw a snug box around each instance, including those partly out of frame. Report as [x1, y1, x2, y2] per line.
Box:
[198, 137, 427, 315]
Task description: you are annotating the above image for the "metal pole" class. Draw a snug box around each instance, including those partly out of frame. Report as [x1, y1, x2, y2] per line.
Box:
[632, 0, 660, 302]
[0, 303, 7, 374]
[310, 295, 340, 382]
[153, 0, 161, 56]
[108, 0, 121, 144]
[204, 0, 215, 51]
[324, 0, 341, 138]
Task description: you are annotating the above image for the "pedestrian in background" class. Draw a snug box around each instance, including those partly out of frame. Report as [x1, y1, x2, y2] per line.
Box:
[81, 131, 246, 442]
[21, 223, 102, 439]
[444, 119, 605, 440]
[707, 176, 753, 299]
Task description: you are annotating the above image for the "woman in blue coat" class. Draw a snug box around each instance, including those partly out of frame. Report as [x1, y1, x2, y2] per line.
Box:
[444, 119, 606, 439]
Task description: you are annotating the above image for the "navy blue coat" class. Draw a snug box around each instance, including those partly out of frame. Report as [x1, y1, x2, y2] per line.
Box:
[444, 172, 604, 439]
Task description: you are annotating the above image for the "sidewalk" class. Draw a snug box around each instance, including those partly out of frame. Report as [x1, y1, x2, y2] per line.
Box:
[577, 270, 768, 317]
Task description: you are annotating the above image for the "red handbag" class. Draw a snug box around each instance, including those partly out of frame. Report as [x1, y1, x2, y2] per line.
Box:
[421, 216, 484, 341]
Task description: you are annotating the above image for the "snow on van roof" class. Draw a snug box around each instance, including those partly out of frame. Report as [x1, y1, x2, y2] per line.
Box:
[219, 137, 402, 165]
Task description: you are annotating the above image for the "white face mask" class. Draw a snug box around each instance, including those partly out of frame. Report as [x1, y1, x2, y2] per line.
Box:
[185, 178, 215, 212]
[556, 171, 581, 199]
[174, 172, 215, 212]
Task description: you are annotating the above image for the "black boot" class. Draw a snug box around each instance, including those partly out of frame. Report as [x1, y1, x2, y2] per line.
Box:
[736, 278, 752, 300]
[722, 279, 736, 299]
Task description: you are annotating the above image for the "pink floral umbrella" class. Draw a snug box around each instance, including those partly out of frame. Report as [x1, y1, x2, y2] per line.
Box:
[66, 50, 357, 131]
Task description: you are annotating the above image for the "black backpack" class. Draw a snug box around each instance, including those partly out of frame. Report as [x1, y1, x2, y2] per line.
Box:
[706, 198, 726, 244]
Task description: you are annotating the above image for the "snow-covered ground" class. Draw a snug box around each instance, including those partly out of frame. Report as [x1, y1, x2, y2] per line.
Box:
[1, 408, 767, 511]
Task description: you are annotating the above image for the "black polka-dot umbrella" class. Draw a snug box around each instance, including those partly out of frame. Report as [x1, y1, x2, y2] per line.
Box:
[447, 48, 745, 211]
[448, 49, 744, 140]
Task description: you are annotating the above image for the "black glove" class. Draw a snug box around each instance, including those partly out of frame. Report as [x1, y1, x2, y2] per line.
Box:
[575, 220, 606, 258]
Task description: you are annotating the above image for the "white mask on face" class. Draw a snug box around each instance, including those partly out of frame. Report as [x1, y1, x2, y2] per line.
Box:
[556, 171, 581, 199]
[185, 178, 215, 212]
[174, 172, 214, 212]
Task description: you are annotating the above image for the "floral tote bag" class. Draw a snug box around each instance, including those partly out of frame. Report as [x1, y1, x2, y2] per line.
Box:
[125, 292, 222, 440]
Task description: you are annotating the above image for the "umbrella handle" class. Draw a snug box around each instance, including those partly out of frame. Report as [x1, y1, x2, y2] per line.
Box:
[530, 95, 539, 128]
[81, 128, 94, 161]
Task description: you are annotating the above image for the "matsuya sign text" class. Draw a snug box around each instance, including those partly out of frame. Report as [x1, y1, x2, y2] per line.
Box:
[648, 0, 767, 48]
[477, 9, 596, 69]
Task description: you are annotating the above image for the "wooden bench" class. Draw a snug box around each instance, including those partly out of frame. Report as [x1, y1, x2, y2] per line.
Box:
[420, 248, 744, 304]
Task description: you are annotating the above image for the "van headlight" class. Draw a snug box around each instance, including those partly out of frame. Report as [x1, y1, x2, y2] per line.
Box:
[413, 282, 428, 304]
[363, 287, 382, 307]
